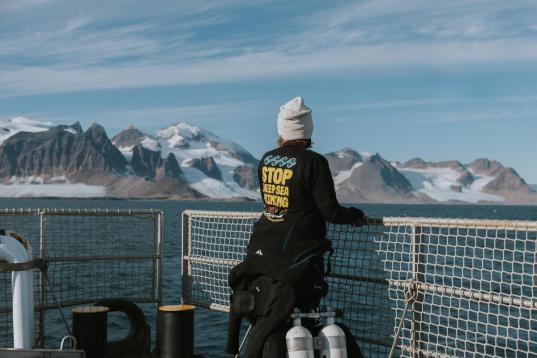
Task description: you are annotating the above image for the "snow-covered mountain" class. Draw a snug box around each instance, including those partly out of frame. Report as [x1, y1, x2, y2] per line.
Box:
[324, 148, 363, 177]
[327, 150, 537, 204]
[395, 158, 503, 203]
[0, 116, 535, 203]
[397, 158, 536, 204]
[336, 153, 418, 203]
[112, 121, 259, 199]
[0, 117, 54, 144]
[0, 119, 125, 197]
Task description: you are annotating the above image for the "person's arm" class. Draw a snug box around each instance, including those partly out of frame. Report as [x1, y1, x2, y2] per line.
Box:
[311, 156, 366, 225]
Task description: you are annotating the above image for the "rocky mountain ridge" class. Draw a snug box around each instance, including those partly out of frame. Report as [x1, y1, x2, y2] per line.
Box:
[0, 117, 535, 204]
[327, 150, 537, 204]
[112, 121, 259, 199]
[0, 122, 125, 184]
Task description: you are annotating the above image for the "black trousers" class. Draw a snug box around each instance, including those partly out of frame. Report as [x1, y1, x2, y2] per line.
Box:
[244, 256, 326, 358]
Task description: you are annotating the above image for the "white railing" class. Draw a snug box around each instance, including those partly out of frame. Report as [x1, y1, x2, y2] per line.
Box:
[181, 210, 537, 358]
[0, 208, 164, 349]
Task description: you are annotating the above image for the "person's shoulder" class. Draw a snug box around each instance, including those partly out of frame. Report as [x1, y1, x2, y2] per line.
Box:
[302, 149, 328, 164]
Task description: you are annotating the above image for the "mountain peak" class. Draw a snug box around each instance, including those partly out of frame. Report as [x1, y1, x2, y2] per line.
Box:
[338, 152, 414, 203]
[402, 157, 463, 170]
[402, 158, 428, 169]
[337, 147, 362, 159]
[71, 122, 83, 133]
[469, 158, 504, 176]
[86, 122, 107, 135]
[168, 120, 199, 132]
[483, 167, 533, 195]
[85, 123, 128, 171]
[368, 153, 383, 161]
[156, 121, 204, 149]
[125, 124, 139, 130]
[111, 125, 146, 152]
[325, 147, 363, 176]
[174, 119, 195, 127]
[166, 120, 200, 133]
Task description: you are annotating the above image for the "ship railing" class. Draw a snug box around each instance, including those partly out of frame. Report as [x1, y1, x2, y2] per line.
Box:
[181, 210, 537, 358]
[0, 208, 164, 349]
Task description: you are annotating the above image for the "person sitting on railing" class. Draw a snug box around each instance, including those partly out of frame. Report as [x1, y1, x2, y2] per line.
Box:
[226, 96, 367, 358]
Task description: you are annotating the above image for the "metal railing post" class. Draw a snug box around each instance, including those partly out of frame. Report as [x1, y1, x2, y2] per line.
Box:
[155, 211, 164, 308]
[411, 225, 425, 358]
[181, 212, 192, 305]
[38, 210, 46, 348]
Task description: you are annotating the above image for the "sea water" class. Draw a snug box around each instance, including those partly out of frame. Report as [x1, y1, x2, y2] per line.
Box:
[0, 198, 536, 357]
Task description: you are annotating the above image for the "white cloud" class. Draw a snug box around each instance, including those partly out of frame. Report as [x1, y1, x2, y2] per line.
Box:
[409, 107, 537, 125]
[3, 39, 537, 96]
[1, 0, 537, 95]
[0, 0, 52, 12]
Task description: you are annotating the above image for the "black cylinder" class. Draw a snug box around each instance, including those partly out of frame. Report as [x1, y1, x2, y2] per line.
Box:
[72, 306, 109, 358]
[157, 305, 195, 358]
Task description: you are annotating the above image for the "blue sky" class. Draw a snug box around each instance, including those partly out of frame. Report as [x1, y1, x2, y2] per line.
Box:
[1, 0, 537, 182]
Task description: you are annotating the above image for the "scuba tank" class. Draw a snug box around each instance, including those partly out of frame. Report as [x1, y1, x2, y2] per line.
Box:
[318, 315, 347, 358]
[286, 313, 314, 358]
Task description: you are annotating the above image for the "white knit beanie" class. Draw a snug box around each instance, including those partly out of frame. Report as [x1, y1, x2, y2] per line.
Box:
[277, 97, 313, 140]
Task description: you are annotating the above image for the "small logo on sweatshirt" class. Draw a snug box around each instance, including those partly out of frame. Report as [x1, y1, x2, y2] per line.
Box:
[255, 250, 263, 256]
[263, 155, 297, 168]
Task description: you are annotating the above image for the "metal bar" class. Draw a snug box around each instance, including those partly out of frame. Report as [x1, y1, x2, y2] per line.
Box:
[0, 208, 161, 216]
[207, 303, 229, 312]
[355, 336, 393, 349]
[0, 208, 42, 215]
[400, 344, 456, 358]
[156, 211, 164, 307]
[381, 217, 537, 231]
[45, 255, 156, 262]
[182, 210, 261, 219]
[41, 209, 160, 216]
[391, 280, 537, 311]
[38, 210, 46, 348]
[0, 298, 159, 314]
[328, 272, 389, 285]
[181, 212, 192, 304]
[181, 210, 537, 231]
[183, 255, 240, 267]
[151, 214, 157, 309]
[411, 225, 424, 358]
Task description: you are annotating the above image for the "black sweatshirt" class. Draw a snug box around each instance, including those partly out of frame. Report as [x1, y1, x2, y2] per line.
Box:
[246, 146, 365, 265]
[227, 146, 364, 356]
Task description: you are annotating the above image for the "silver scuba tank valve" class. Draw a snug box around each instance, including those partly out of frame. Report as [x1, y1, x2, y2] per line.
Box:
[286, 311, 314, 358]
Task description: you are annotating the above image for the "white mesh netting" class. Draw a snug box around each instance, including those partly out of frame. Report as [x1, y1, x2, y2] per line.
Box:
[0, 209, 163, 348]
[182, 210, 537, 357]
